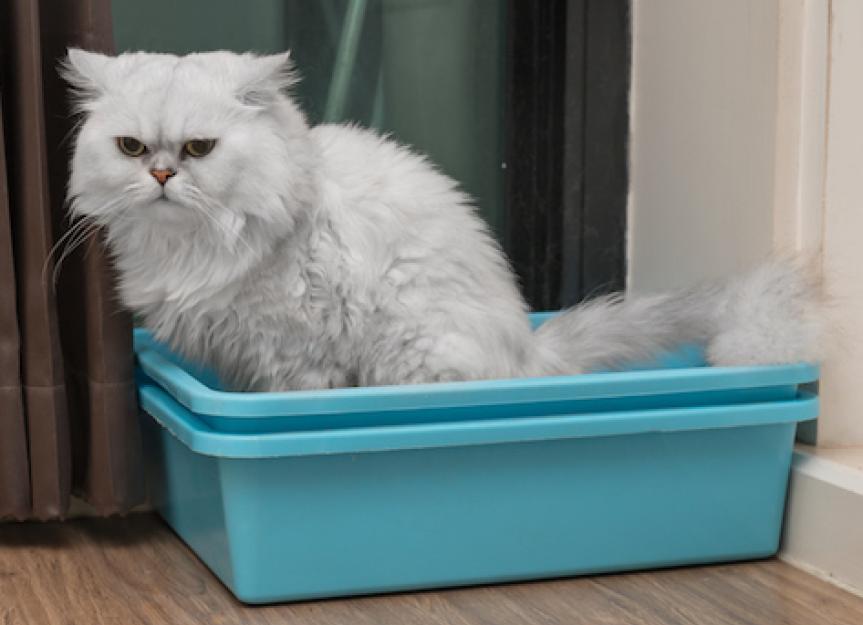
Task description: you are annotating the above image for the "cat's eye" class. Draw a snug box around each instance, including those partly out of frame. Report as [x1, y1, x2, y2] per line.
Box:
[116, 137, 147, 157]
[183, 139, 217, 158]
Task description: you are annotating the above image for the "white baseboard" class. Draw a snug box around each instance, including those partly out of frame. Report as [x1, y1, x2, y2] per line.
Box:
[779, 445, 863, 596]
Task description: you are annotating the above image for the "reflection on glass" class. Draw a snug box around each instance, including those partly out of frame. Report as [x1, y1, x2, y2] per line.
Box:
[113, 0, 506, 235]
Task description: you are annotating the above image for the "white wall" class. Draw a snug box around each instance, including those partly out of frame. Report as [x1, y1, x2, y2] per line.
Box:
[772, 0, 828, 254]
[631, 0, 863, 588]
[627, 0, 779, 293]
[815, 0, 863, 447]
[629, 0, 863, 446]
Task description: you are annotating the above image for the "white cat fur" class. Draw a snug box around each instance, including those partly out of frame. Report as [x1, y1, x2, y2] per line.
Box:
[63, 50, 823, 391]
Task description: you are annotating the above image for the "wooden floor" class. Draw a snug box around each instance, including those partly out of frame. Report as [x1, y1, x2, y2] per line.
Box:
[2, 514, 862, 625]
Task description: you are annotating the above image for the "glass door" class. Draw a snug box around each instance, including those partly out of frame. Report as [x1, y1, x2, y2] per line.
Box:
[112, 0, 629, 310]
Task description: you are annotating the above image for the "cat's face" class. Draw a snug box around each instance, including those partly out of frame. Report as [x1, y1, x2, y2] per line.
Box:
[63, 50, 314, 251]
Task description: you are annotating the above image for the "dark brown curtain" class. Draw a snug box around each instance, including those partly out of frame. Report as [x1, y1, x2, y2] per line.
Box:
[0, 0, 143, 520]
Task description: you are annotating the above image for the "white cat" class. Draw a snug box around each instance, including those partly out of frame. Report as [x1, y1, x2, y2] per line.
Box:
[62, 49, 823, 391]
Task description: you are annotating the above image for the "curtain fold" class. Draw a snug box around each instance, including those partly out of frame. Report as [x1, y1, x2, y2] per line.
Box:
[0, 0, 144, 520]
[0, 98, 31, 520]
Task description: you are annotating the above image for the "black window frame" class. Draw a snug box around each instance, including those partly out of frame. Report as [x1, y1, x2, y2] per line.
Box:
[503, 0, 630, 310]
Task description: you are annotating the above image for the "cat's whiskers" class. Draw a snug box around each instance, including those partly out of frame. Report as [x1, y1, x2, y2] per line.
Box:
[45, 192, 135, 288]
[184, 188, 257, 257]
[46, 219, 100, 288]
[43, 215, 94, 287]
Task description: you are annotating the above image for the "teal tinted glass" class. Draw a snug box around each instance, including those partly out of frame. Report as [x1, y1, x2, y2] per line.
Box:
[112, 0, 506, 235]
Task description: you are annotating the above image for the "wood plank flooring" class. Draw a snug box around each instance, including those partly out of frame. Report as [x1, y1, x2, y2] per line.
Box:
[1, 513, 862, 625]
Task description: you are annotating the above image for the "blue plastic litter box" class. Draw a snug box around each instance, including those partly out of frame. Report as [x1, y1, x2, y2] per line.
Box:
[135, 313, 819, 604]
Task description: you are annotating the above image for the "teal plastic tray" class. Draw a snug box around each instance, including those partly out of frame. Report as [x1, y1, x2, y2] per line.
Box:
[133, 313, 818, 433]
[136, 314, 819, 603]
[141, 385, 816, 604]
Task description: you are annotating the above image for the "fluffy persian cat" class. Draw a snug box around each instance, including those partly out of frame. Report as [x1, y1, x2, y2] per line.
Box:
[62, 50, 823, 391]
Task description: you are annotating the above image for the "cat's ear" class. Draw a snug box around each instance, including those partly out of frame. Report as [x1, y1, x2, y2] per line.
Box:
[237, 52, 297, 108]
[61, 48, 112, 111]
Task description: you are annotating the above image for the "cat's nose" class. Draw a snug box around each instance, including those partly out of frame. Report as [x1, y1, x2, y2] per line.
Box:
[150, 168, 176, 185]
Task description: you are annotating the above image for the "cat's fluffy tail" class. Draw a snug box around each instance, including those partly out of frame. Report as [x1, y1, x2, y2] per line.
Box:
[533, 257, 825, 374]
